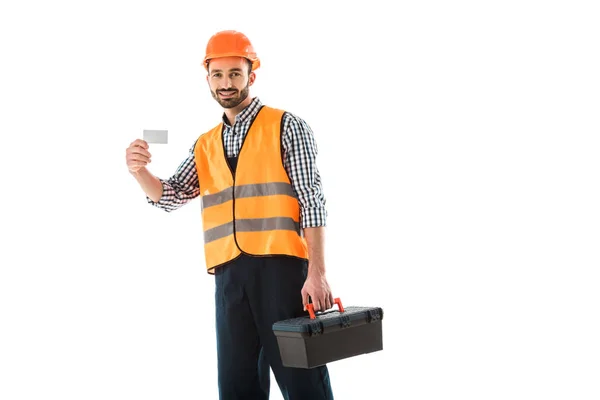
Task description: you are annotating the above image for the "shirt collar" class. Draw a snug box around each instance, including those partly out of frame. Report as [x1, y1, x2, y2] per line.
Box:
[221, 97, 263, 126]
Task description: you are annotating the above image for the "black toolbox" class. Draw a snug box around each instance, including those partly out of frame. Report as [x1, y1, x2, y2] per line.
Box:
[272, 298, 384, 369]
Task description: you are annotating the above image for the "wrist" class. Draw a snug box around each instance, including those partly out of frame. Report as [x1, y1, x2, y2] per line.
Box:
[307, 262, 326, 277]
[129, 167, 146, 178]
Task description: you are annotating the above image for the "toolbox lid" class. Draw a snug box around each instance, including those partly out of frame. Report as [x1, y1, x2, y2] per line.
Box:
[272, 306, 384, 334]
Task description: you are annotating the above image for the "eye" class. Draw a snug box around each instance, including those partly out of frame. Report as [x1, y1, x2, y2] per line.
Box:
[212, 72, 222, 78]
[231, 72, 241, 77]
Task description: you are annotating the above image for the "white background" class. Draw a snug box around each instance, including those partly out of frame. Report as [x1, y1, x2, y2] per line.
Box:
[1, 1, 599, 399]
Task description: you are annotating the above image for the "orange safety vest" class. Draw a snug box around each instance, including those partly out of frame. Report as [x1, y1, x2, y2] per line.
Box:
[194, 105, 309, 273]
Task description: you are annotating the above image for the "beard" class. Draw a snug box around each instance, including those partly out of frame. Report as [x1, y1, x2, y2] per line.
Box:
[211, 82, 250, 109]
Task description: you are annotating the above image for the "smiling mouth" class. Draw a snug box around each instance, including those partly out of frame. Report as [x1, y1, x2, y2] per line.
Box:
[218, 90, 237, 98]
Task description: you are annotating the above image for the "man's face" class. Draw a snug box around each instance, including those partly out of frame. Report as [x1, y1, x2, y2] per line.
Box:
[207, 57, 253, 109]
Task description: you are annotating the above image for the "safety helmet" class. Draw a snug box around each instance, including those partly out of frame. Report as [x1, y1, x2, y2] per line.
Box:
[203, 30, 260, 71]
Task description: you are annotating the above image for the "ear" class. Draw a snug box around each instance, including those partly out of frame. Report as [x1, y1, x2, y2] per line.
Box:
[249, 71, 256, 86]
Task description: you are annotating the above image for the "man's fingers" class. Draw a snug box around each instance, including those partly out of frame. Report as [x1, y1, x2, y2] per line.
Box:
[129, 146, 152, 158]
[309, 295, 322, 312]
[130, 139, 149, 149]
[315, 300, 323, 312]
[126, 156, 150, 166]
[314, 293, 333, 311]
[126, 139, 151, 174]
[129, 153, 151, 163]
[302, 291, 321, 313]
[301, 289, 309, 311]
[133, 148, 152, 158]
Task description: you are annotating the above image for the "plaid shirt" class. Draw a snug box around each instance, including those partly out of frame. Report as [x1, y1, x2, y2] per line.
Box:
[147, 97, 327, 228]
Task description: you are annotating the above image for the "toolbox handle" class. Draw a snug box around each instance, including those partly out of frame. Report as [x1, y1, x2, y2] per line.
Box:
[307, 297, 345, 319]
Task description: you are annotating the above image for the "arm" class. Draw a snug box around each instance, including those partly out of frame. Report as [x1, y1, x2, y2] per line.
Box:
[282, 113, 333, 312]
[302, 226, 333, 311]
[281, 113, 328, 229]
[130, 167, 164, 202]
[304, 227, 326, 273]
[136, 141, 201, 212]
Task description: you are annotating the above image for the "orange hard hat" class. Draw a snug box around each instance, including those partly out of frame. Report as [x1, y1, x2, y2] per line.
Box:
[203, 30, 260, 71]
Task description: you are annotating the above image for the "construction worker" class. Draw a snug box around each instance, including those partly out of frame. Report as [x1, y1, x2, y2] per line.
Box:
[125, 30, 335, 399]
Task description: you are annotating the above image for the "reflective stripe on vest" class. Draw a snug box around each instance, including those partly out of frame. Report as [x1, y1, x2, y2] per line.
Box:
[194, 106, 308, 272]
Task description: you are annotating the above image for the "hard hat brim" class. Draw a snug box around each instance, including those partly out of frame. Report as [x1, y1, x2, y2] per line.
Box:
[203, 53, 260, 71]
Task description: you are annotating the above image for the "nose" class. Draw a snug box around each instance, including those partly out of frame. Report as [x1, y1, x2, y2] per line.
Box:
[219, 76, 233, 90]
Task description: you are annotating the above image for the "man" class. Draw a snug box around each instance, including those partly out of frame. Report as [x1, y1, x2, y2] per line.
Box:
[125, 30, 335, 399]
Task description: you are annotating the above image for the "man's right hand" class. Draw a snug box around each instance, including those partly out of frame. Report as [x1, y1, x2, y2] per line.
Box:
[126, 139, 152, 173]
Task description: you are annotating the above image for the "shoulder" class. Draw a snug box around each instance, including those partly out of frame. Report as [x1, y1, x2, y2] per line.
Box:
[280, 110, 314, 137]
[189, 138, 199, 153]
[259, 104, 314, 138]
[259, 104, 308, 126]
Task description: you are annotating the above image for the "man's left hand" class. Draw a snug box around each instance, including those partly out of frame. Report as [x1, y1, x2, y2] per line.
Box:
[301, 267, 334, 312]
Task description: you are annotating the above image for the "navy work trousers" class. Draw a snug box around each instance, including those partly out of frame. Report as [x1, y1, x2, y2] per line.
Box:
[214, 254, 334, 400]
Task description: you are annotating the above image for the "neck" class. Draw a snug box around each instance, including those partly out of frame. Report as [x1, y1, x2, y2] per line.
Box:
[224, 96, 254, 126]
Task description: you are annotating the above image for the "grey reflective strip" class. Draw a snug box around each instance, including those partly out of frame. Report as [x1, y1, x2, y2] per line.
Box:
[202, 182, 296, 209]
[204, 217, 300, 244]
[236, 217, 300, 235]
[202, 187, 233, 209]
[204, 222, 233, 243]
[236, 182, 296, 199]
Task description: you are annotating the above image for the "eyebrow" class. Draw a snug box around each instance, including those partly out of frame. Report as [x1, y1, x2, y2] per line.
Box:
[210, 68, 244, 73]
